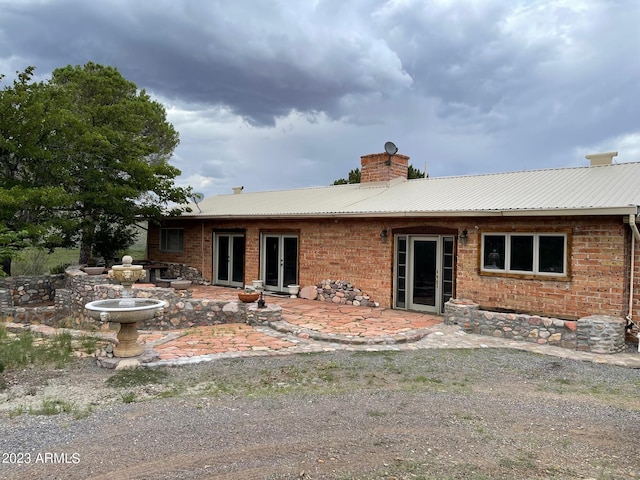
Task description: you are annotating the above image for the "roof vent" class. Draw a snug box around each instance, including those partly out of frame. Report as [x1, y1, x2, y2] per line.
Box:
[232, 186, 244, 194]
[585, 151, 618, 167]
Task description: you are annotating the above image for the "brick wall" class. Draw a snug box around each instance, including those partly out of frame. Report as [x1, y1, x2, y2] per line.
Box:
[360, 152, 409, 183]
[148, 215, 636, 318]
[456, 216, 634, 319]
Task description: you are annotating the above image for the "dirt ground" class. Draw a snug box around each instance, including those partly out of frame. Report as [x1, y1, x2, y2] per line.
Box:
[1, 348, 639, 479]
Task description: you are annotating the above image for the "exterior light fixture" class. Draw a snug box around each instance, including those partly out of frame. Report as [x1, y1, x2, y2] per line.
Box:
[460, 229, 468, 246]
[257, 291, 266, 308]
[380, 229, 389, 242]
[384, 141, 398, 166]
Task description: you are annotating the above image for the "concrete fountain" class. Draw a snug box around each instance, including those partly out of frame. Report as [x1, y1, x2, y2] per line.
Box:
[85, 255, 166, 359]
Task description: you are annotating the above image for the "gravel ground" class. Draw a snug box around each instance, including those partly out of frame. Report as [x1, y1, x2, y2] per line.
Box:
[1, 348, 639, 479]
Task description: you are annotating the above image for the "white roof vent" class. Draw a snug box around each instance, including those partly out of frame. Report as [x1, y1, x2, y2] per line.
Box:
[585, 151, 618, 166]
[232, 186, 244, 194]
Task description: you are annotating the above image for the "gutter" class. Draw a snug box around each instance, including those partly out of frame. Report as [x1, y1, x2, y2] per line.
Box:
[179, 206, 640, 221]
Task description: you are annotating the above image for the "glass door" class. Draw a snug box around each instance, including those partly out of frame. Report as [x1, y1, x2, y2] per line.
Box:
[394, 235, 454, 313]
[262, 234, 298, 292]
[214, 233, 245, 287]
[409, 237, 438, 312]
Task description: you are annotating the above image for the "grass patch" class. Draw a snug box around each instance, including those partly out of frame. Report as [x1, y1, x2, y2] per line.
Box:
[121, 392, 137, 404]
[106, 368, 168, 388]
[0, 326, 74, 370]
[29, 398, 76, 416]
[8, 399, 93, 419]
[78, 335, 100, 355]
[366, 410, 388, 417]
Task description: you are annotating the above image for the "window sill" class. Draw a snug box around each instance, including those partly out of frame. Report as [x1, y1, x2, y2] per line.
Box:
[479, 270, 571, 282]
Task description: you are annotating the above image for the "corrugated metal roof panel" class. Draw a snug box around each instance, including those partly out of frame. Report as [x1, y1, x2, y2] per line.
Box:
[184, 162, 640, 217]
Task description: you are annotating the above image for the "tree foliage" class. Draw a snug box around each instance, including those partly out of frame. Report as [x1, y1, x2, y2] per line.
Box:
[332, 164, 425, 185]
[0, 63, 191, 265]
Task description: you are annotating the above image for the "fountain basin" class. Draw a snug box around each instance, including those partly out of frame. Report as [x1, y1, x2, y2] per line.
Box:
[85, 299, 167, 324]
[85, 298, 167, 358]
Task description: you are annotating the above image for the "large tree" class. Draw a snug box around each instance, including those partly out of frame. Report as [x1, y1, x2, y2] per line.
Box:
[0, 67, 72, 273]
[0, 63, 191, 265]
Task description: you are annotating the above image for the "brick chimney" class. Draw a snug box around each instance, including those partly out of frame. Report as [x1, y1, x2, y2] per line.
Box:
[360, 152, 410, 183]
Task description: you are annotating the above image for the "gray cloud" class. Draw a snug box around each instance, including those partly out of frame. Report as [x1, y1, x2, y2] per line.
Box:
[1, 0, 639, 196]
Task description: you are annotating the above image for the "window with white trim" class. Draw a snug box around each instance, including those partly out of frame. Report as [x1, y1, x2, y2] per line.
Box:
[481, 233, 566, 276]
[160, 228, 184, 253]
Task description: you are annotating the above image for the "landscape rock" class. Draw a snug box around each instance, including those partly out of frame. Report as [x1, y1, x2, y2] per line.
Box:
[299, 285, 317, 300]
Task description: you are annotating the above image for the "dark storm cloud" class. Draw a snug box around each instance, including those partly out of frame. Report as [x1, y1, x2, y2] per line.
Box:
[1, 0, 411, 126]
[1, 0, 639, 195]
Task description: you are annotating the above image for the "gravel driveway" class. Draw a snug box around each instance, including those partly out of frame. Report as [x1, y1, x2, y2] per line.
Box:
[1, 348, 639, 479]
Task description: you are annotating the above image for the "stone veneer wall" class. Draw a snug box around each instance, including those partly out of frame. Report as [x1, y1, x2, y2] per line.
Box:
[1, 268, 281, 330]
[0, 274, 65, 306]
[444, 299, 626, 354]
[164, 263, 206, 284]
[314, 279, 378, 307]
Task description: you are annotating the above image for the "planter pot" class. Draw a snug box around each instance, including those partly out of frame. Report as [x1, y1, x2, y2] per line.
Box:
[82, 267, 105, 275]
[287, 284, 300, 298]
[251, 280, 264, 290]
[171, 280, 192, 290]
[238, 292, 260, 303]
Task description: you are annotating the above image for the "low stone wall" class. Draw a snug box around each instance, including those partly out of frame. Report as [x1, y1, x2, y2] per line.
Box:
[1, 305, 59, 326]
[164, 263, 206, 284]
[1, 268, 281, 331]
[90, 285, 282, 330]
[0, 274, 65, 306]
[311, 279, 378, 307]
[444, 299, 626, 354]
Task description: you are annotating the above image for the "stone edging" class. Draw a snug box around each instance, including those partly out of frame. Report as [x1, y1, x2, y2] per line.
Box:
[255, 318, 429, 345]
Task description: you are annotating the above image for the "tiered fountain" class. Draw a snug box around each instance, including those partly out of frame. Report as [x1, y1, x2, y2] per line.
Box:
[85, 255, 166, 358]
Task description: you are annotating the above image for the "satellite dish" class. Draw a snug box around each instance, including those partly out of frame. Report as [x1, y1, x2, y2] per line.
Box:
[191, 192, 204, 213]
[384, 141, 398, 156]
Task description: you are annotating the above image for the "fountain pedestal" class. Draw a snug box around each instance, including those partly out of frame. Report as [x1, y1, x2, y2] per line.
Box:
[113, 320, 143, 357]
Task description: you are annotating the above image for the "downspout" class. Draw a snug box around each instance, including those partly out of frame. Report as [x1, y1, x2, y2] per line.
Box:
[627, 214, 640, 351]
[201, 221, 205, 280]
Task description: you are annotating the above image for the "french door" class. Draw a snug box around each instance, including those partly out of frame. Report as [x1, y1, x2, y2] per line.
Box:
[214, 233, 245, 287]
[394, 235, 454, 313]
[261, 234, 298, 292]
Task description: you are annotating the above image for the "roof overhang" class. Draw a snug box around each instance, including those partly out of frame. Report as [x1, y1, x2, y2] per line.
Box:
[175, 205, 640, 221]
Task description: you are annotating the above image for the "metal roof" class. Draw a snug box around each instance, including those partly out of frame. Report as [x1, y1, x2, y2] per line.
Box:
[183, 162, 640, 219]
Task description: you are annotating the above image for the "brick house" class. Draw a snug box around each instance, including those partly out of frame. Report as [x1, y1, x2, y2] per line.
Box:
[147, 150, 640, 322]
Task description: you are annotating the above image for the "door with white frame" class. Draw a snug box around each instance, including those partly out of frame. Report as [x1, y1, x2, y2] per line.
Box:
[394, 235, 454, 313]
[261, 234, 298, 292]
[214, 233, 245, 287]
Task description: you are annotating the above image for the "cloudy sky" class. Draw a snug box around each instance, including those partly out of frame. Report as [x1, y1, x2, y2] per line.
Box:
[1, 0, 639, 198]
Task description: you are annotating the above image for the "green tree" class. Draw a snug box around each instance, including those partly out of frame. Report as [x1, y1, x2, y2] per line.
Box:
[333, 168, 361, 185]
[0, 66, 73, 272]
[332, 164, 425, 185]
[0, 63, 191, 265]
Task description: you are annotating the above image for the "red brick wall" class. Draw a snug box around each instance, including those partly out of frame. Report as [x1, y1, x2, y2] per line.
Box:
[456, 217, 633, 319]
[360, 153, 409, 183]
[148, 215, 636, 318]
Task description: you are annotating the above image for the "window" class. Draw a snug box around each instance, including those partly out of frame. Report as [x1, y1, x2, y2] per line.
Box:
[160, 228, 184, 252]
[481, 233, 566, 276]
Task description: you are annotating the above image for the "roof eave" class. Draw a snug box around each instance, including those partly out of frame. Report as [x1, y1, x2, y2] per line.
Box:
[177, 205, 639, 220]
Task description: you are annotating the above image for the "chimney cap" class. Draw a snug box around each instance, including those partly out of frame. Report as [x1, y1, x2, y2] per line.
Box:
[585, 151, 618, 166]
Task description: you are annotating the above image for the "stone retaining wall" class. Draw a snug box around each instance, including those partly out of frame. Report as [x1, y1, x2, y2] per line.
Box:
[164, 263, 206, 284]
[445, 299, 626, 354]
[0, 274, 65, 306]
[313, 279, 378, 307]
[0, 267, 281, 331]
